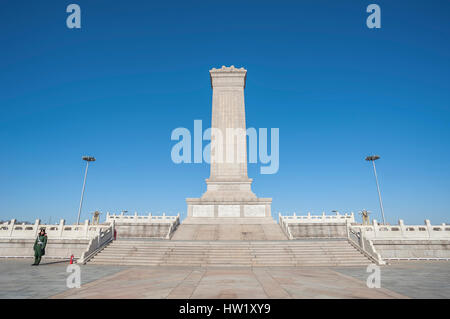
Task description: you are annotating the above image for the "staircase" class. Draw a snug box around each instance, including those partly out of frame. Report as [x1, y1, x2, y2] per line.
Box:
[88, 239, 372, 267]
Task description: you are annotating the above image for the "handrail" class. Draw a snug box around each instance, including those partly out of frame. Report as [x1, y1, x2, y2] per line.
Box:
[77, 221, 115, 264]
[279, 213, 294, 240]
[347, 226, 385, 265]
[165, 214, 180, 239]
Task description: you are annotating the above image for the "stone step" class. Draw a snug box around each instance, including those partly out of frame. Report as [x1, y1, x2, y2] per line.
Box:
[97, 253, 366, 259]
[106, 247, 351, 251]
[99, 251, 361, 257]
[110, 242, 351, 246]
[94, 256, 366, 262]
[88, 239, 372, 267]
[103, 246, 358, 251]
[91, 253, 368, 260]
[103, 248, 363, 253]
[110, 239, 347, 246]
[89, 260, 370, 267]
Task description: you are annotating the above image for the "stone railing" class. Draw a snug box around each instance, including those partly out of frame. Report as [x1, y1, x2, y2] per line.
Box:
[279, 212, 355, 224]
[106, 212, 180, 239]
[347, 224, 385, 265]
[278, 213, 294, 240]
[106, 212, 180, 224]
[77, 220, 115, 264]
[351, 219, 450, 240]
[165, 217, 181, 239]
[0, 219, 108, 240]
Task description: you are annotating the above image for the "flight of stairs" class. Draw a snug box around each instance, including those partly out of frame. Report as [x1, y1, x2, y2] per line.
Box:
[88, 239, 372, 267]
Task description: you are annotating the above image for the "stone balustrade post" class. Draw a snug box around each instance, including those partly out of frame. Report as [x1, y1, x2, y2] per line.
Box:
[134, 212, 138, 221]
[361, 227, 366, 250]
[322, 212, 326, 221]
[372, 219, 378, 238]
[399, 219, 406, 237]
[58, 219, 65, 238]
[9, 219, 16, 237]
[111, 219, 115, 240]
[84, 220, 89, 238]
[425, 219, 432, 238]
[345, 219, 350, 238]
[33, 219, 40, 237]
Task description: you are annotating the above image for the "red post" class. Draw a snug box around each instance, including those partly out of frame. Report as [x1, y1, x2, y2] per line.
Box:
[69, 254, 74, 264]
[114, 229, 117, 240]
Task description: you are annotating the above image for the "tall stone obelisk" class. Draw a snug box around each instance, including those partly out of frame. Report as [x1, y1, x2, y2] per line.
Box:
[186, 66, 272, 220]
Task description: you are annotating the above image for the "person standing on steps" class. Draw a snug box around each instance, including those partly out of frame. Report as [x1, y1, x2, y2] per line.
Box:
[32, 228, 47, 266]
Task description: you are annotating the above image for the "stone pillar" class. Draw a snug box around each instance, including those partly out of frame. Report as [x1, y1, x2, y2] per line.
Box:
[425, 219, 433, 238]
[33, 219, 40, 237]
[202, 66, 256, 202]
[185, 66, 272, 221]
[58, 219, 65, 238]
[9, 219, 16, 237]
[361, 227, 367, 247]
[210, 66, 248, 180]
[84, 220, 89, 238]
[372, 219, 378, 238]
[399, 219, 406, 237]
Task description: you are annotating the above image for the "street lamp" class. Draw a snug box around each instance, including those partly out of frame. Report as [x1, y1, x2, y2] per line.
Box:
[76, 156, 96, 225]
[365, 155, 386, 225]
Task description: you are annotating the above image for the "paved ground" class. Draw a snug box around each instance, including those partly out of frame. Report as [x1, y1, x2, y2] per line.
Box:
[335, 261, 450, 299]
[0, 259, 126, 299]
[50, 266, 405, 299]
[0, 259, 448, 299]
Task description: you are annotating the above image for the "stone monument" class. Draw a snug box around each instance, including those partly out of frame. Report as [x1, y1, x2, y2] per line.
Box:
[186, 66, 272, 220]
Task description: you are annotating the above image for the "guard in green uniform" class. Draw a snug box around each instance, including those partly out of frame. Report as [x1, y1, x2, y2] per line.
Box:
[32, 229, 47, 266]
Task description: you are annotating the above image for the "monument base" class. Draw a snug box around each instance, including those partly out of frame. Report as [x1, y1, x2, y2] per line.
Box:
[182, 198, 278, 240]
[186, 198, 272, 219]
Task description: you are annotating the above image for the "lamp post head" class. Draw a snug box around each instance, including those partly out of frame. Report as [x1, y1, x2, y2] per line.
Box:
[82, 156, 96, 162]
[365, 155, 380, 161]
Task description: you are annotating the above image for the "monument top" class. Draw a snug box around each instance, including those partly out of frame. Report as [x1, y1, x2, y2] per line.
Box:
[209, 65, 247, 88]
[210, 65, 246, 73]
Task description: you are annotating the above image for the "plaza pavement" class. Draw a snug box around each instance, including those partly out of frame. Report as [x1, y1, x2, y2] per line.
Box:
[0, 259, 448, 299]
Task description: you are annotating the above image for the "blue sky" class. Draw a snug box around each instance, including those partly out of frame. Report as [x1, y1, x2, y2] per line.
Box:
[0, 1, 449, 225]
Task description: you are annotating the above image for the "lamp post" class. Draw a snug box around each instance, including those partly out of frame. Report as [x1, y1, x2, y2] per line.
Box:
[365, 155, 386, 225]
[76, 156, 96, 225]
